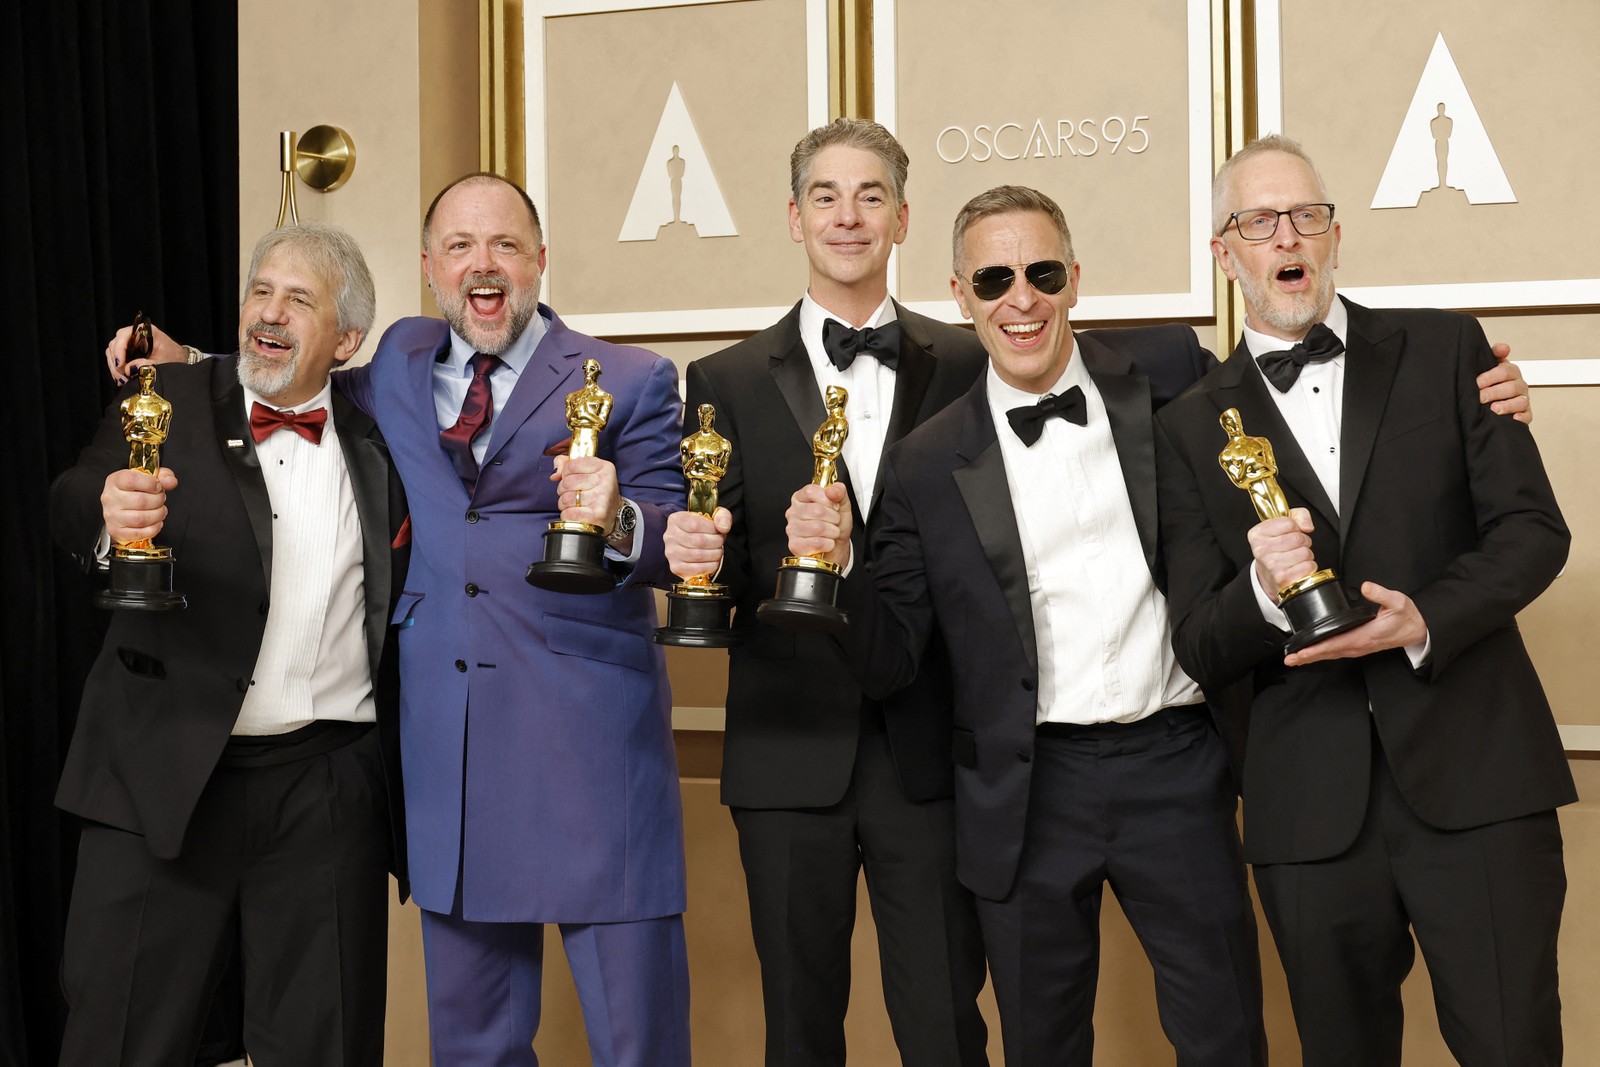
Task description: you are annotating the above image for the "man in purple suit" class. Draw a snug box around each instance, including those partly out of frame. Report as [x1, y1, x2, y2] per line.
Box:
[110, 173, 690, 1066]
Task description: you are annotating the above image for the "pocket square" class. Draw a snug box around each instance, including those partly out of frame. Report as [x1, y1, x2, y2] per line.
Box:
[391, 514, 412, 549]
[544, 435, 574, 458]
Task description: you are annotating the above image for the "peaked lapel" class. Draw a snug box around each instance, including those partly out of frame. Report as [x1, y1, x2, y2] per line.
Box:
[481, 306, 582, 471]
[1208, 337, 1339, 530]
[1336, 299, 1403, 546]
[950, 383, 1038, 675]
[767, 304, 863, 528]
[209, 358, 273, 585]
[1079, 334, 1160, 579]
[333, 395, 392, 679]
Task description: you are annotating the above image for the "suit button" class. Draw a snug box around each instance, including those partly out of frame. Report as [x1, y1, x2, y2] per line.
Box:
[1021, 678, 1035, 691]
[465, 583, 479, 597]
[1017, 751, 1031, 763]
[466, 509, 479, 523]
[455, 659, 467, 672]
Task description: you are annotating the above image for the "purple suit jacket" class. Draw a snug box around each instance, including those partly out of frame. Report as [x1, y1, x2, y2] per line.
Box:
[338, 308, 687, 922]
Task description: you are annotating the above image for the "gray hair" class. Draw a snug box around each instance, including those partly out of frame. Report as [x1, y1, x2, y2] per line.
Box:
[1211, 133, 1331, 235]
[951, 185, 1075, 274]
[245, 221, 377, 345]
[790, 118, 910, 209]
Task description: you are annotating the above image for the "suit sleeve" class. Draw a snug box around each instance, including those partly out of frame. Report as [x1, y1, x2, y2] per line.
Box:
[50, 380, 147, 566]
[609, 354, 687, 588]
[836, 453, 935, 700]
[330, 361, 374, 417]
[681, 360, 752, 603]
[1406, 316, 1568, 679]
[1155, 408, 1289, 692]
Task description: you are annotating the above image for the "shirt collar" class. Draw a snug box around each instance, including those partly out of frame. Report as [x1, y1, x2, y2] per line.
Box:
[1242, 292, 1348, 360]
[799, 291, 896, 348]
[985, 332, 1086, 413]
[443, 303, 550, 378]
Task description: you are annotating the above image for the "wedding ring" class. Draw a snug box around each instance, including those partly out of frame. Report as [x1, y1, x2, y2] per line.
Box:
[575, 490, 583, 508]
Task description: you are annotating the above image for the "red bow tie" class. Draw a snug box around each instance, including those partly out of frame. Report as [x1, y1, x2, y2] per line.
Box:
[250, 401, 327, 445]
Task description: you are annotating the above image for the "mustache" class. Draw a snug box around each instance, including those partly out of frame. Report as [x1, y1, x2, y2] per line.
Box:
[461, 272, 512, 297]
[243, 322, 296, 348]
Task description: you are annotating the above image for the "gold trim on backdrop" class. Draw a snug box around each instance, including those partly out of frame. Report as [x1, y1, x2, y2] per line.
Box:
[480, 0, 526, 186]
[828, 0, 872, 119]
[1211, 0, 1255, 352]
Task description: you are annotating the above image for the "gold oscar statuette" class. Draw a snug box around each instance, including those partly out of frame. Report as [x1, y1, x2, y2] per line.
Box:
[758, 385, 851, 634]
[527, 358, 618, 594]
[1217, 407, 1373, 652]
[655, 404, 739, 647]
[95, 315, 188, 611]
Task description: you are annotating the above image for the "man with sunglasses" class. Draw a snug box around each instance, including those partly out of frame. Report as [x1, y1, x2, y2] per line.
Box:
[785, 182, 1535, 1066]
[1155, 135, 1571, 1065]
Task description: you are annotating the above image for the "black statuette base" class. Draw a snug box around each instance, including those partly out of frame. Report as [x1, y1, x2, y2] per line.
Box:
[654, 585, 739, 647]
[1282, 577, 1377, 654]
[526, 522, 613, 595]
[757, 559, 847, 634]
[96, 553, 187, 611]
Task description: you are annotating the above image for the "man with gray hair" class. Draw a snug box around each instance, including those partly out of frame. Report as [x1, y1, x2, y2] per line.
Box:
[52, 221, 408, 1065]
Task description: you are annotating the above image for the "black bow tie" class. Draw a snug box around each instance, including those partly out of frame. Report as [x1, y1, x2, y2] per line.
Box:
[822, 318, 901, 372]
[1006, 386, 1087, 446]
[1256, 323, 1345, 392]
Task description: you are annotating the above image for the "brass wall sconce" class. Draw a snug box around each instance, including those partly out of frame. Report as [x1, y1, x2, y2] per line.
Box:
[276, 125, 358, 226]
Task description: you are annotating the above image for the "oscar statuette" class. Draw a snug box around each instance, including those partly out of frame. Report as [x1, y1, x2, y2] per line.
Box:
[526, 357, 617, 594]
[654, 404, 738, 647]
[1218, 407, 1373, 653]
[96, 319, 187, 611]
[757, 385, 851, 634]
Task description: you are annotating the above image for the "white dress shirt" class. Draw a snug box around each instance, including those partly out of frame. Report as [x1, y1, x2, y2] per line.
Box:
[987, 342, 1203, 725]
[799, 291, 898, 519]
[234, 380, 375, 735]
[1242, 298, 1429, 666]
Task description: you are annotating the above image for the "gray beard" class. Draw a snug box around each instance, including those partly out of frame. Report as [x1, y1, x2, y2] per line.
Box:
[439, 287, 540, 356]
[237, 345, 299, 399]
[1238, 269, 1335, 336]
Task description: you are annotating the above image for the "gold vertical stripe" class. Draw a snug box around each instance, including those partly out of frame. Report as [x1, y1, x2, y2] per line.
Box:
[479, 0, 525, 185]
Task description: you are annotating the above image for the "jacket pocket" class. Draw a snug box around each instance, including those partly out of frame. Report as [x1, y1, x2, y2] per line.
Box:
[391, 590, 425, 628]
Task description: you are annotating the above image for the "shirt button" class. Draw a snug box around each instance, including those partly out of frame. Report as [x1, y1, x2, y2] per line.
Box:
[466, 509, 479, 523]
[455, 659, 467, 673]
[466, 583, 479, 597]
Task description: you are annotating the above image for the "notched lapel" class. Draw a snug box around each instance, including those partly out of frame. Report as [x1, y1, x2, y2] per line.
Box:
[212, 361, 273, 584]
[952, 391, 1038, 674]
[1337, 307, 1402, 546]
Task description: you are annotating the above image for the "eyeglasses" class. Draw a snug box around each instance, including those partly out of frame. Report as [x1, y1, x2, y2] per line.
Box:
[1223, 203, 1335, 241]
[963, 260, 1070, 302]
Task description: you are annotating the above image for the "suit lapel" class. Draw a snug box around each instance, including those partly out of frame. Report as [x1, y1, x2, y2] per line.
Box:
[334, 396, 392, 678]
[768, 305, 864, 526]
[875, 303, 937, 516]
[1080, 334, 1160, 578]
[211, 359, 273, 584]
[1209, 339, 1339, 529]
[1336, 299, 1402, 546]
[950, 384, 1038, 675]
[481, 307, 576, 470]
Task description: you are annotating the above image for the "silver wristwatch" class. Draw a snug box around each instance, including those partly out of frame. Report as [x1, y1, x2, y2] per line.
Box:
[605, 500, 638, 546]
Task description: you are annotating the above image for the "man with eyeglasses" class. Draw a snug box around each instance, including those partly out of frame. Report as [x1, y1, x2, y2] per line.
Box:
[785, 181, 1536, 1066]
[1155, 134, 1571, 1066]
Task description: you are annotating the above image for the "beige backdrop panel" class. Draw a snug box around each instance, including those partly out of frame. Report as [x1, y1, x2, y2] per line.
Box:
[892, 0, 1194, 303]
[542, 0, 812, 316]
[1278, 0, 1600, 289]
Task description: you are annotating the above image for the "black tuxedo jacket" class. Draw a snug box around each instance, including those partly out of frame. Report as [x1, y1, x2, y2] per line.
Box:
[836, 324, 1217, 901]
[50, 358, 409, 884]
[685, 302, 988, 809]
[1154, 298, 1574, 865]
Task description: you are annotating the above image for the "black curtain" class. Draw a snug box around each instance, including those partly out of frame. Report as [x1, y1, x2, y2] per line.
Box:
[0, 3, 237, 1063]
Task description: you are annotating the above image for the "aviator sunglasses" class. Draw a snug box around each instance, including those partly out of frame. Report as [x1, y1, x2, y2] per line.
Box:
[964, 260, 1070, 302]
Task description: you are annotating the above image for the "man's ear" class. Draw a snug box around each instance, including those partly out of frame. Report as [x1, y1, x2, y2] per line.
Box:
[1209, 236, 1238, 282]
[949, 275, 973, 320]
[334, 329, 364, 365]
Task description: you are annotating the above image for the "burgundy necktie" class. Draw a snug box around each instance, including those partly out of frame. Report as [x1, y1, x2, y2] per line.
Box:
[440, 353, 502, 489]
[249, 402, 327, 445]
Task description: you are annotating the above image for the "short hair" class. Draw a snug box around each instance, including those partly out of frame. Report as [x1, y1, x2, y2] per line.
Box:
[245, 221, 376, 345]
[1211, 134, 1331, 235]
[951, 185, 1076, 274]
[789, 118, 910, 209]
[422, 172, 543, 248]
